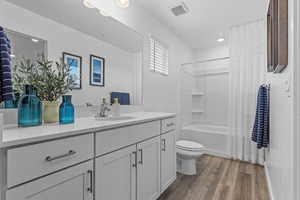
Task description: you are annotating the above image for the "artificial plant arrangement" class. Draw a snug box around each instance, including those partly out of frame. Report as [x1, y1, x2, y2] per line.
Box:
[12, 58, 39, 95]
[13, 56, 75, 123]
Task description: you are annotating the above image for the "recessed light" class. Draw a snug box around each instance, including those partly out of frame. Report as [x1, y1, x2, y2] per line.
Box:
[217, 38, 225, 42]
[83, 0, 94, 8]
[99, 9, 110, 17]
[116, 0, 130, 8]
[32, 38, 39, 43]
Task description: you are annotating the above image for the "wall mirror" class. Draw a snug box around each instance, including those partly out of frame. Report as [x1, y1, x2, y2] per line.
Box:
[0, 30, 48, 109]
[1, 0, 144, 109]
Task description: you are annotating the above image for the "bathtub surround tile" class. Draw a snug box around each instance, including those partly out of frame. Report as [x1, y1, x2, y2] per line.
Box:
[159, 155, 269, 200]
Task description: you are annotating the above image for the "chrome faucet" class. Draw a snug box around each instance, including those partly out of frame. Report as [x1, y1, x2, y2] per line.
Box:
[99, 98, 110, 118]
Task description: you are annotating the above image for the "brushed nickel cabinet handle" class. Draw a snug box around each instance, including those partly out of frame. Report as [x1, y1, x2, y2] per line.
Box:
[45, 150, 76, 162]
[87, 170, 93, 193]
[132, 151, 137, 168]
[162, 139, 166, 151]
[138, 149, 143, 164]
[166, 123, 174, 127]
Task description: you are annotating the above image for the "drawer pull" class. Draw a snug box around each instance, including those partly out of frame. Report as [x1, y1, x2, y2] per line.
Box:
[87, 170, 93, 193]
[45, 150, 76, 162]
[162, 139, 166, 151]
[166, 123, 174, 127]
[132, 151, 137, 168]
[138, 149, 143, 165]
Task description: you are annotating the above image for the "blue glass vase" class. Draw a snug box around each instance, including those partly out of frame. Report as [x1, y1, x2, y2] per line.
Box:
[18, 85, 42, 127]
[59, 95, 75, 124]
[5, 92, 20, 109]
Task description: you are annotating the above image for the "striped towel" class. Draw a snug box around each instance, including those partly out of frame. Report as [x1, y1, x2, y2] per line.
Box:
[252, 85, 270, 149]
[0, 26, 13, 102]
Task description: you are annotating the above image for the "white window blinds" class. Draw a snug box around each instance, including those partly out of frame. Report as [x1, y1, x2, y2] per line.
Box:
[150, 36, 169, 75]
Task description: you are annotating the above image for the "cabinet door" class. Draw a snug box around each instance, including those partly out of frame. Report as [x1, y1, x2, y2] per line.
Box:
[95, 145, 136, 200]
[137, 136, 161, 200]
[161, 131, 176, 193]
[6, 161, 93, 200]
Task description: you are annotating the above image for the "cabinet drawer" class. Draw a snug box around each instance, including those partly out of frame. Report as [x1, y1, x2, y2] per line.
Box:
[96, 121, 160, 156]
[6, 161, 93, 200]
[161, 118, 176, 134]
[7, 134, 93, 188]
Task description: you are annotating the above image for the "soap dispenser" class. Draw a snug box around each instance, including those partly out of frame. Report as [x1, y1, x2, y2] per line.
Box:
[111, 98, 120, 117]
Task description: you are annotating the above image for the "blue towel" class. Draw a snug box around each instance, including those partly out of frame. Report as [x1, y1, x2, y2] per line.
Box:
[0, 26, 13, 102]
[110, 92, 130, 105]
[252, 85, 270, 149]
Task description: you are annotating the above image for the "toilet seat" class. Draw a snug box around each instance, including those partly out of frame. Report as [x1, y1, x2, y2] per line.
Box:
[176, 140, 204, 152]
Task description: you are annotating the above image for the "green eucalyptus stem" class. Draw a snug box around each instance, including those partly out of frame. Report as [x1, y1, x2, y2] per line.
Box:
[12, 56, 75, 101]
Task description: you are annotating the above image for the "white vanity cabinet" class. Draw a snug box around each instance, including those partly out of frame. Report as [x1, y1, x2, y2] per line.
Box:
[160, 130, 176, 193]
[95, 118, 176, 200]
[137, 136, 161, 200]
[1, 113, 177, 200]
[95, 136, 162, 200]
[7, 134, 94, 187]
[95, 145, 137, 200]
[6, 161, 93, 200]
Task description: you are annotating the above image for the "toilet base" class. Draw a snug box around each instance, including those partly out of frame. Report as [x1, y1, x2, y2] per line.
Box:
[176, 157, 197, 175]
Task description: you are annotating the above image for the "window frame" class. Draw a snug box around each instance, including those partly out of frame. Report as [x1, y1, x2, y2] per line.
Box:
[149, 35, 169, 76]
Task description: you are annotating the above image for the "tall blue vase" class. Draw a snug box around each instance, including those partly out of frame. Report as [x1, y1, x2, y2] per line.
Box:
[18, 85, 42, 127]
[59, 95, 74, 124]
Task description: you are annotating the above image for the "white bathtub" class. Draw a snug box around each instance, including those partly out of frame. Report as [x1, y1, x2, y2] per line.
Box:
[180, 123, 230, 158]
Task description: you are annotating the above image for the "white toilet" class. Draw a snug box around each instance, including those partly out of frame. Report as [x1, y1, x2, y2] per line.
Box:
[176, 140, 205, 175]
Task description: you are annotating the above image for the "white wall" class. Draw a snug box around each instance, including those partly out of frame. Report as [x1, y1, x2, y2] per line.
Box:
[264, 0, 295, 199]
[0, 1, 139, 106]
[293, 0, 300, 199]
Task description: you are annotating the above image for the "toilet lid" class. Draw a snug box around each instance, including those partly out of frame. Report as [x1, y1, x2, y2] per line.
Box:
[176, 140, 204, 151]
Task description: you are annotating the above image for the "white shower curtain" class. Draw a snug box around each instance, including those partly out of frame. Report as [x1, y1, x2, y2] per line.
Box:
[228, 20, 267, 165]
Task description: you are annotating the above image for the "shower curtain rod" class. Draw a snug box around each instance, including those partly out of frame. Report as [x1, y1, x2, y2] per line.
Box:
[181, 56, 230, 67]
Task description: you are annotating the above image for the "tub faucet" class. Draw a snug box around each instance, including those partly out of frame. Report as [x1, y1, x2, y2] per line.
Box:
[99, 98, 110, 118]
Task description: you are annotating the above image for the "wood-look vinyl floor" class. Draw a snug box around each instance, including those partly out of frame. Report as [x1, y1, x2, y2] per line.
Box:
[158, 155, 270, 200]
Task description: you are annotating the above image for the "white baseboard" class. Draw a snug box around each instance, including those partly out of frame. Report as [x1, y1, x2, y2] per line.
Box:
[204, 148, 231, 159]
[264, 162, 275, 200]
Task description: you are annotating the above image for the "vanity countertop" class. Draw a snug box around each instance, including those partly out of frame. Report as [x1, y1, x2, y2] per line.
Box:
[0, 112, 176, 148]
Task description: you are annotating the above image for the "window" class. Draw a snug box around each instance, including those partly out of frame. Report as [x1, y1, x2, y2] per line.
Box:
[150, 36, 169, 75]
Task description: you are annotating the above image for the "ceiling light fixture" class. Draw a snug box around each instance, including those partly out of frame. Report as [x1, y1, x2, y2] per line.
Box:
[83, 0, 95, 8]
[10, 54, 15, 58]
[217, 38, 225, 42]
[32, 38, 39, 43]
[116, 0, 130, 8]
[99, 9, 110, 17]
[82, 0, 110, 17]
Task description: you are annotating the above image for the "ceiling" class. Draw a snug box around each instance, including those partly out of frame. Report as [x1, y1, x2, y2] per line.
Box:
[136, 0, 268, 49]
[6, 0, 268, 51]
[6, 0, 143, 53]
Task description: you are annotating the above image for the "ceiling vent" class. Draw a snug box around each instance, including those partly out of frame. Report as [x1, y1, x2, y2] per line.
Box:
[171, 2, 189, 16]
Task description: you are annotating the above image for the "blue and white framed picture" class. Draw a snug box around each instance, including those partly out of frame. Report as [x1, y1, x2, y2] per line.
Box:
[90, 55, 105, 86]
[63, 52, 82, 89]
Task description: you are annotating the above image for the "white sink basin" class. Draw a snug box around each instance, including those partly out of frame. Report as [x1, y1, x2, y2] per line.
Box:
[95, 116, 135, 121]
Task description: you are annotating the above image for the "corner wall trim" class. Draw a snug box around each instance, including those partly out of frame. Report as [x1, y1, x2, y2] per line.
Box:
[264, 162, 275, 200]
